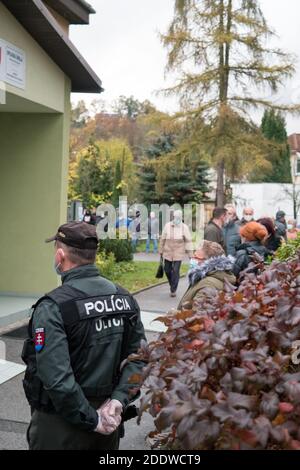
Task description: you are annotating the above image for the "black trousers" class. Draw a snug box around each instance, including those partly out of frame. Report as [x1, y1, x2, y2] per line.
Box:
[164, 260, 182, 293]
[27, 410, 120, 451]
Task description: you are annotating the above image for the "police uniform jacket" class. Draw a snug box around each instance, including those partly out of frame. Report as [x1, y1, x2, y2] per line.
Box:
[22, 264, 146, 432]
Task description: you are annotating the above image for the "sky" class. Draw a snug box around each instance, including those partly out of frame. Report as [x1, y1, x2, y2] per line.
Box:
[70, 0, 300, 134]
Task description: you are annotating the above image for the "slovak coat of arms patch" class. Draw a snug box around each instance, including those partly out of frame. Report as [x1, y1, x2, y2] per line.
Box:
[34, 328, 45, 352]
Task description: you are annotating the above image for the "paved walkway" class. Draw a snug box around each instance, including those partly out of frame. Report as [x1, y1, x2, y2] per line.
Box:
[134, 251, 189, 330]
[134, 252, 189, 264]
[133, 252, 160, 262]
[135, 277, 188, 314]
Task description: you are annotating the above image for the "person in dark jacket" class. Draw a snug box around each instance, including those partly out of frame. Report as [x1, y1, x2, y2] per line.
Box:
[83, 209, 96, 226]
[257, 217, 282, 253]
[129, 211, 142, 252]
[204, 207, 227, 250]
[233, 222, 270, 278]
[223, 204, 241, 256]
[275, 210, 287, 241]
[23, 222, 146, 450]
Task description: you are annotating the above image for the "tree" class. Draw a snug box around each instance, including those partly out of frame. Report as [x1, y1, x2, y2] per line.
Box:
[70, 141, 113, 208]
[140, 135, 211, 207]
[71, 100, 89, 128]
[113, 95, 143, 119]
[258, 109, 292, 183]
[138, 161, 159, 208]
[139, 135, 174, 207]
[163, 161, 194, 206]
[112, 159, 123, 207]
[162, 0, 298, 206]
[193, 160, 212, 202]
[95, 139, 136, 199]
[281, 185, 300, 220]
[163, 159, 211, 206]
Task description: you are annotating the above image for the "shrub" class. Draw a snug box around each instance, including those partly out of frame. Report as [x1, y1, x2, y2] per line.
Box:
[276, 234, 300, 262]
[98, 236, 133, 262]
[96, 252, 116, 278]
[96, 252, 136, 280]
[137, 255, 300, 450]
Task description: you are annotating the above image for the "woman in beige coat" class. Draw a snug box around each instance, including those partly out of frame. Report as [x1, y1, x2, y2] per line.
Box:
[159, 210, 194, 297]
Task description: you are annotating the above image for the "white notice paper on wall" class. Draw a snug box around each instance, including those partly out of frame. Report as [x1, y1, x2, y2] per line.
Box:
[0, 38, 26, 90]
[5, 41, 26, 89]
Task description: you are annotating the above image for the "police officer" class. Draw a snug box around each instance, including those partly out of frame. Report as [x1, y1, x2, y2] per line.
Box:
[22, 222, 146, 450]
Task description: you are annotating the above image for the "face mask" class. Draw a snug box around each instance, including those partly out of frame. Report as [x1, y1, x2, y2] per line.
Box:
[174, 217, 182, 225]
[244, 215, 253, 222]
[54, 262, 62, 276]
[189, 258, 199, 270]
[287, 224, 293, 230]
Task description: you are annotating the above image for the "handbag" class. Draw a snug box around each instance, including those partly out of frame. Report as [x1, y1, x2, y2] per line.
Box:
[155, 256, 164, 279]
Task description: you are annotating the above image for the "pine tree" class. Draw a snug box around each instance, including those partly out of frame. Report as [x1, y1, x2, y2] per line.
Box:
[139, 161, 159, 208]
[163, 159, 211, 206]
[193, 161, 211, 202]
[139, 135, 173, 207]
[163, 162, 193, 206]
[162, 0, 298, 206]
[258, 109, 292, 183]
[140, 134, 211, 207]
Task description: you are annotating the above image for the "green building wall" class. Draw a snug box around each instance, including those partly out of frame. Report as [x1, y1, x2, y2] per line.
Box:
[0, 78, 71, 295]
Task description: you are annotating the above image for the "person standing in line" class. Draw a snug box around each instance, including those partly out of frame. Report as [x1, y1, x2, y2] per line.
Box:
[146, 212, 159, 254]
[83, 209, 96, 226]
[287, 219, 300, 240]
[233, 222, 270, 278]
[204, 207, 227, 250]
[22, 222, 146, 450]
[257, 217, 282, 253]
[237, 207, 255, 227]
[275, 210, 287, 241]
[178, 241, 236, 311]
[159, 210, 194, 297]
[223, 204, 241, 257]
[129, 210, 141, 252]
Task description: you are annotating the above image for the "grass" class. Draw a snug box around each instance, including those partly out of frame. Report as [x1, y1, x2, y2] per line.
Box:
[107, 260, 189, 293]
[135, 240, 148, 253]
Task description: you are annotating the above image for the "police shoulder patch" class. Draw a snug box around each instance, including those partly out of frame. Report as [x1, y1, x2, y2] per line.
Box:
[34, 328, 45, 352]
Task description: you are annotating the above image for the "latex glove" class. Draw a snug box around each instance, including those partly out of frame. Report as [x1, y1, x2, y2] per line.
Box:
[100, 399, 123, 427]
[94, 412, 117, 435]
[94, 400, 122, 435]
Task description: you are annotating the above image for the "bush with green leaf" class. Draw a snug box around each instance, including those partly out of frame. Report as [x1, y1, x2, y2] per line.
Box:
[137, 256, 300, 450]
[96, 252, 116, 278]
[96, 252, 136, 279]
[275, 233, 300, 262]
[98, 236, 133, 262]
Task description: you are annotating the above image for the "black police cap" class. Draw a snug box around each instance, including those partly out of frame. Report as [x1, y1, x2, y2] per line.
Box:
[45, 221, 98, 249]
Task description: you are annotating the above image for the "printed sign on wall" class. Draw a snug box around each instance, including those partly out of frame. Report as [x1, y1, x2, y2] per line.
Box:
[0, 38, 26, 90]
